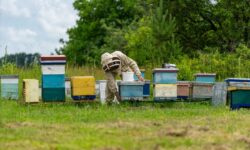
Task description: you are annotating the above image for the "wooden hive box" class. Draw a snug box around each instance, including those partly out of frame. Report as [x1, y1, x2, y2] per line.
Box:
[195, 73, 216, 83]
[0, 75, 19, 100]
[42, 74, 65, 102]
[71, 76, 95, 100]
[153, 84, 177, 101]
[153, 68, 179, 84]
[118, 81, 144, 101]
[23, 79, 39, 103]
[177, 81, 192, 99]
[192, 82, 214, 99]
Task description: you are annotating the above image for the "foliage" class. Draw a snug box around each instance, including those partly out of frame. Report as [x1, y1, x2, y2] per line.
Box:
[0, 53, 40, 67]
[58, 0, 250, 67]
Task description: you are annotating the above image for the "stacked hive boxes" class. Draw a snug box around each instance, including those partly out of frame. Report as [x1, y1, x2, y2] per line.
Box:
[192, 73, 216, 99]
[177, 81, 192, 99]
[153, 68, 179, 101]
[134, 69, 150, 99]
[225, 78, 250, 109]
[23, 79, 39, 103]
[0, 75, 19, 100]
[40, 55, 66, 102]
[71, 76, 96, 100]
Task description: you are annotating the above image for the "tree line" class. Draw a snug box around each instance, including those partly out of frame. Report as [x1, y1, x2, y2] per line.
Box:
[57, 0, 249, 67]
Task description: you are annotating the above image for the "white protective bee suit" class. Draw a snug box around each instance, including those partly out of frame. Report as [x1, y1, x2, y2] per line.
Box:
[101, 51, 142, 102]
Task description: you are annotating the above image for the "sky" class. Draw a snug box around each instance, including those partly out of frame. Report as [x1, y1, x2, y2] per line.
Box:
[0, 0, 78, 57]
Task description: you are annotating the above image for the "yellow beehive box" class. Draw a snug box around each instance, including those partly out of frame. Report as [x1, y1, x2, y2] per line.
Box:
[71, 76, 95, 96]
[72, 87, 95, 96]
[23, 79, 39, 103]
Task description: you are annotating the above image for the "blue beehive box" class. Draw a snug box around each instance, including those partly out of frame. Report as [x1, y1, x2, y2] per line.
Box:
[72, 95, 96, 101]
[225, 78, 250, 87]
[42, 75, 65, 88]
[153, 68, 179, 84]
[42, 75, 65, 102]
[143, 80, 150, 98]
[0, 75, 19, 100]
[134, 69, 145, 81]
[195, 73, 216, 83]
[118, 81, 144, 100]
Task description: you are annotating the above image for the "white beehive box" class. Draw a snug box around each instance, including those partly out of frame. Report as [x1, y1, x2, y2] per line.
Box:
[65, 78, 71, 98]
[23, 79, 39, 103]
[41, 65, 65, 74]
[154, 84, 177, 99]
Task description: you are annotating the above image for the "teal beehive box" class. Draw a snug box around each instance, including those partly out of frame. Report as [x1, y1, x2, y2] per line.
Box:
[42, 75, 65, 102]
[153, 68, 179, 84]
[0, 75, 19, 100]
[118, 81, 144, 101]
[195, 73, 216, 83]
[226, 78, 250, 109]
[42, 88, 65, 102]
[42, 74, 65, 88]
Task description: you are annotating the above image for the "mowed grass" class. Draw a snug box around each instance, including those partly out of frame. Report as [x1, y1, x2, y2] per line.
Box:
[1, 100, 250, 150]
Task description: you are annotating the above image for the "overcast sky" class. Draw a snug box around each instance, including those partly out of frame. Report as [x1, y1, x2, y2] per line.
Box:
[0, 0, 78, 57]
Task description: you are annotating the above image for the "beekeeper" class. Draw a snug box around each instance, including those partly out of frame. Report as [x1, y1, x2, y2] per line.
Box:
[101, 51, 144, 103]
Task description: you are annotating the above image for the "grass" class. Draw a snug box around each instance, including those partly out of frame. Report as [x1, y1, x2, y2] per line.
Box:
[1, 100, 250, 150]
[0, 65, 250, 149]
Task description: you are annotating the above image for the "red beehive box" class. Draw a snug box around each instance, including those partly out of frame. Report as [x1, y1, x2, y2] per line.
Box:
[177, 81, 192, 99]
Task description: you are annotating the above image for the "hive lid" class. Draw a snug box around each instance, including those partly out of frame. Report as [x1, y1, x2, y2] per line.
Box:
[195, 73, 216, 77]
[192, 81, 214, 85]
[40, 55, 66, 60]
[177, 81, 192, 85]
[40, 60, 66, 65]
[225, 78, 250, 83]
[118, 81, 145, 85]
[153, 68, 179, 73]
[0, 75, 19, 79]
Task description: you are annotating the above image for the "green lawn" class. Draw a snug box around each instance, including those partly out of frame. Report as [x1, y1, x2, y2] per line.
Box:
[0, 100, 250, 150]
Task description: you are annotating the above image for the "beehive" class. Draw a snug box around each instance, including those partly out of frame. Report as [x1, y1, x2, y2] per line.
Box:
[65, 77, 71, 98]
[177, 81, 192, 99]
[41, 65, 65, 74]
[225, 78, 250, 87]
[154, 84, 177, 101]
[212, 82, 227, 106]
[153, 68, 179, 84]
[0, 75, 19, 100]
[98, 80, 107, 103]
[192, 82, 214, 99]
[228, 88, 250, 109]
[23, 79, 39, 103]
[71, 76, 95, 96]
[40, 55, 66, 102]
[195, 73, 216, 83]
[225, 78, 250, 109]
[118, 81, 144, 100]
[143, 80, 150, 98]
[42, 75, 65, 102]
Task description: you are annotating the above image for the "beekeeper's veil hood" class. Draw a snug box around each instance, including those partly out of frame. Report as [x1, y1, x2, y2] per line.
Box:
[101, 52, 121, 72]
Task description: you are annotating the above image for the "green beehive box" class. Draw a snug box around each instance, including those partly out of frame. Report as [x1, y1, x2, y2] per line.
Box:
[1, 83, 19, 100]
[42, 88, 65, 102]
[0, 75, 19, 100]
[228, 89, 250, 109]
